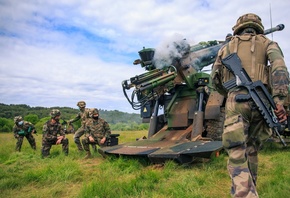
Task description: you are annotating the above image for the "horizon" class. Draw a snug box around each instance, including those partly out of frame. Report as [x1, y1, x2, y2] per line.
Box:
[1, 1, 289, 113]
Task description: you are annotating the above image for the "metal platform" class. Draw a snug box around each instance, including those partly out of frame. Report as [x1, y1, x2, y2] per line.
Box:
[99, 139, 223, 164]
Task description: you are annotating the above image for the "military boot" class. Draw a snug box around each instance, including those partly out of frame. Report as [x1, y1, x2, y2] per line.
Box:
[76, 143, 84, 151]
[91, 144, 97, 152]
[74, 137, 84, 151]
[84, 151, 91, 159]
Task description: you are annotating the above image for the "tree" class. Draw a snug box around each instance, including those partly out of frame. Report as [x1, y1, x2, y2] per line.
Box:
[24, 114, 39, 125]
[34, 117, 50, 134]
[0, 118, 14, 132]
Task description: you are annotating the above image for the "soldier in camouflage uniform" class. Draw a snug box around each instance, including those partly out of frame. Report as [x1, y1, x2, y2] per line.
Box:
[69, 101, 90, 151]
[41, 109, 69, 158]
[81, 108, 111, 158]
[13, 116, 36, 151]
[211, 13, 289, 197]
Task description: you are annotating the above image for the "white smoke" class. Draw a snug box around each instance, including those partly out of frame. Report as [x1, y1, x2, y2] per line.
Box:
[153, 33, 190, 69]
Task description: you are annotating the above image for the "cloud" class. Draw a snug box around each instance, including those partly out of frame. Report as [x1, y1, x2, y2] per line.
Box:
[0, 0, 289, 113]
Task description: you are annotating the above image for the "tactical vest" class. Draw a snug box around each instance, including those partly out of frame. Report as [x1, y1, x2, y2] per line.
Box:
[15, 122, 34, 135]
[45, 120, 62, 136]
[222, 34, 271, 86]
[81, 108, 90, 120]
[87, 118, 111, 139]
[80, 108, 90, 126]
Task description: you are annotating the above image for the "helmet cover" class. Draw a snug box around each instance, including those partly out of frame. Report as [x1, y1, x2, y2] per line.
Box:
[232, 13, 264, 35]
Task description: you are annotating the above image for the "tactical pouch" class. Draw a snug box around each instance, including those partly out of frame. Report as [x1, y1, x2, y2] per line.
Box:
[222, 114, 245, 149]
[49, 137, 58, 143]
[18, 130, 25, 136]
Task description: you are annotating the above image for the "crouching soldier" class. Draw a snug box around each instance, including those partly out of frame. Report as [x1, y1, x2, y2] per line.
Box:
[13, 116, 37, 152]
[41, 109, 69, 158]
[82, 108, 111, 158]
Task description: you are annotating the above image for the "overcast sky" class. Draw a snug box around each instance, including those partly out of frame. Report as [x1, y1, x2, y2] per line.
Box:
[0, 0, 289, 113]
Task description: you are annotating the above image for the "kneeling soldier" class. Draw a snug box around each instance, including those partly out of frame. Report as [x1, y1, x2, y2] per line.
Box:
[41, 109, 69, 158]
[82, 108, 111, 158]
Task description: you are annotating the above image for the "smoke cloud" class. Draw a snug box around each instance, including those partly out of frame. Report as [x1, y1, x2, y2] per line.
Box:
[153, 33, 190, 69]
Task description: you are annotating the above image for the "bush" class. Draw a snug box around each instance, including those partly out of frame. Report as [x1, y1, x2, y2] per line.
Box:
[34, 117, 51, 133]
[0, 118, 13, 132]
[1, 125, 11, 132]
[24, 114, 39, 125]
[110, 122, 149, 131]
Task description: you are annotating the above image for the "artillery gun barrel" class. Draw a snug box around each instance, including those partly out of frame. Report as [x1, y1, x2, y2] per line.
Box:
[139, 71, 177, 92]
[122, 69, 164, 90]
[130, 69, 164, 85]
[190, 43, 223, 71]
[189, 24, 284, 71]
[264, 24, 285, 35]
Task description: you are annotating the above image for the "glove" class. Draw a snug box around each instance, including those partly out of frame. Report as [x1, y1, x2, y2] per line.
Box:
[274, 104, 287, 123]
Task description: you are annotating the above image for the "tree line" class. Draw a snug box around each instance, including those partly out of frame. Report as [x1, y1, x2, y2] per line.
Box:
[0, 103, 149, 132]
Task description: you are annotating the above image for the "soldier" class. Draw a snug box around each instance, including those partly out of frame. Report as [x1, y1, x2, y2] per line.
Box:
[81, 108, 111, 158]
[211, 13, 289, 197]
[69, 101, 90, 151]
[13, 116, 36, 151]
[41, 109, 69, 158]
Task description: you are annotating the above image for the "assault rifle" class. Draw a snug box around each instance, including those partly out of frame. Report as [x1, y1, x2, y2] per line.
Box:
[222, 53, 287, 147]
[61, 119, 75, 134]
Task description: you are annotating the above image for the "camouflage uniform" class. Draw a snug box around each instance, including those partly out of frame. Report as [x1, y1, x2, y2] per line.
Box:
[13, 116, 36, 151]
[82, 108, 111, 158]
[211, 13, 289, 197]
[41, 109, 69, 157]
[69, 101, 90, 151]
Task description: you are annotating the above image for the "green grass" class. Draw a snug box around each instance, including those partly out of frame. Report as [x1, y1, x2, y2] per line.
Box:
[0, 132, 290, 198]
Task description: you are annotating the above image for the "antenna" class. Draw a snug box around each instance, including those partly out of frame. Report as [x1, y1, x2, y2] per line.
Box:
[269, 3, 273, 40]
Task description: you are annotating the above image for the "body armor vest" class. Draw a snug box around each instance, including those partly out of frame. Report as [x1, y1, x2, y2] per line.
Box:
[222, 34, 271, 86]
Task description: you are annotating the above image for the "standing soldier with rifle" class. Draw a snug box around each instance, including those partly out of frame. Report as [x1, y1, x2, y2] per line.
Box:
[13, 116, 37, 152]
[69, 101, 90, 151]
[211, 13, 289, 197]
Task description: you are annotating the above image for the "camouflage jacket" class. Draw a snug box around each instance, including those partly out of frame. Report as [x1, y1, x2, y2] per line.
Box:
[86, 118, 111, 141]
[69, 108, 90, 126]
[42, 120, 65, 141]
[13, 121, 35, 137]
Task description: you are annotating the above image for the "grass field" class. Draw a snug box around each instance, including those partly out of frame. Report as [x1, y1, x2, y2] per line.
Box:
[0, 131, 290, 198]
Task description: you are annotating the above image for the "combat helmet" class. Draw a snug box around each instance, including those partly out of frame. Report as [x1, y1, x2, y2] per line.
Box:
[50, 109, 61, 118]
[77, 101, 86, 108]
[232, 13, 264, 35]
[14, 116, 23, 123]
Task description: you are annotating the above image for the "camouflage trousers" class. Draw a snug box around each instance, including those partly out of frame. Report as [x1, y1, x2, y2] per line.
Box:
[41, 138, 69, 157]
[81, 137, 104, 152]
[223, 89, 271, 198]
[15, 134, 36, 151]
[73, 126, 86, 151]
